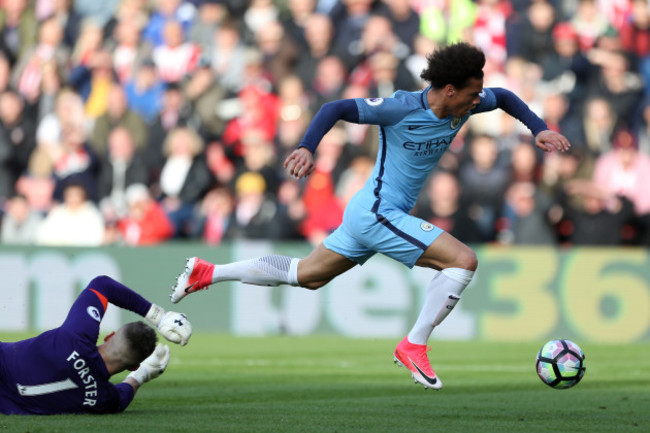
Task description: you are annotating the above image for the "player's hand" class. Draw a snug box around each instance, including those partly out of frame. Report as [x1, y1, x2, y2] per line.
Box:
[158, 311, 192, 346]
[145, 304, 192, 346]
[535, 130, 571, 153]
[127, 344, 170, 384]
[284, 147, 315, 179]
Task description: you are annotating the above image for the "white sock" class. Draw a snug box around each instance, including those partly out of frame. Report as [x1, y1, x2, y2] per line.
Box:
[407, 268, 475, 345]
[212, 256, 301, 286]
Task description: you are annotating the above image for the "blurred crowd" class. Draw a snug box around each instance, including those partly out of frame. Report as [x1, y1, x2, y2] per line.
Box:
[1, 0, 650, 248]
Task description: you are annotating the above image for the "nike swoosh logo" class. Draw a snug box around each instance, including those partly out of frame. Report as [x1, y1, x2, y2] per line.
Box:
[410, 360, 438, 385]
[184, 282, 197, 294]
[407, 125, 429, 130]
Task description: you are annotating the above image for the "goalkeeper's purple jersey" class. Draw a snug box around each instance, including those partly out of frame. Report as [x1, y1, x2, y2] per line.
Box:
[0, 276, 152, 415]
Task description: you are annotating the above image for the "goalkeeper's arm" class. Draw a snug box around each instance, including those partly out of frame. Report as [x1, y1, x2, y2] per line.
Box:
[84, 275, 193, 346]
[124, 344, 171, 392]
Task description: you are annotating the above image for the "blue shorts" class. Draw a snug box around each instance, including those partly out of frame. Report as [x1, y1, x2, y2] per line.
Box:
[323, 199, 444, 268]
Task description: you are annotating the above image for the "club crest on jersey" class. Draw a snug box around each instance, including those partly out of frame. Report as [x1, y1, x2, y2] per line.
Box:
[364, 98, 384, 106]
[450, 117, 461, 129]
[87, 306, 101, 322]
[421, 222, 435, 232]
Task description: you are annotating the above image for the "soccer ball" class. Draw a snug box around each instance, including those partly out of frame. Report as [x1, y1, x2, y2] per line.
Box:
[535, 339, 586, 389]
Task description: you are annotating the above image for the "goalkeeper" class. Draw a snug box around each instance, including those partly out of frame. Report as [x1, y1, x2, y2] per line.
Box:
[0, 275, 192, 415]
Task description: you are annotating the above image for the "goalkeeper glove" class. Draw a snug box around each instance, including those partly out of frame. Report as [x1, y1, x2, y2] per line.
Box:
[145, 304, 193, 346]
[127, 344, 170, 384]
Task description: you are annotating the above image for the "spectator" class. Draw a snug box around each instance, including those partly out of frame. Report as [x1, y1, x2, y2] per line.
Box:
[419, 0, 476, 47]
[540, 147, 596, 243]
[70, 18, 104, 74]
[208, 18, 249, 94]
[540, 92, 584, 150]
[152, 20, 200, 84]
[196, 186, 235, 245]
[563, 178, 634, 245]
[0, 89, 36, 199]
[405, 34, 438, 89]
[205, 140, 236, 186]
[509, 138, 541, 183]
[0, 194, 43, 244]
[235, 128, 281, 195]
[513, 0, 556, 65]
[124, 60, 165, 124]
[328, 0, 380, 72]
[540, 22, 592, 117]
[579, 97, 618, 155]
[415, 170, 482, 244]
[347, 14, 413, 91]
[188, 0, 228, 51]
[229, 170, 296, 240]
[90, 84, 148, 156]
[275, 75, 312, 158]
[42, 0, 83, 50]
[34, 58, 63, 122]
[242, 0, 280, 42]
[98, 126, 150, 222]
[35, 180, 105, 246]
[0, 0, 38, 65]
[141, 0, 196, 47]
[34, 88, 87, 171]
[144, 83, 192, 182]
[183, 58, 227, 141]
[334, 154, 374, 207]
[73, 0, 121, 28]
[473, 0, 512, 72]
[68, 49, 116, 118]
[587, 48, 644, 123]
[11, 16, 69, 104]
[281, 0, 317, 50]
[379, 0, 420, 52]
[0, 53, 11, 94]
[592, 128, 650, 242]
[116, 183, 174, 246]
[620, 0, 650, 96]
[255, 19, 299, 87]
[111, 12, 153, 85]
[458, 134, 510, 242]
[158, 126, 213, 237]
[499, 181, 555, 245]
[310, 55, 348, 111]
[294, 13, 335, 91]
[222, 85, 279, 158]
[571, 0, 610, 52]
[51, 119, 99, 203]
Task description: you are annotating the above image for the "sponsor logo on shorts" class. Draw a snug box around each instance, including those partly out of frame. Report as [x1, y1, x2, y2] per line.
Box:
[364, 98, 384, 106]
[87, 306, 101, 322]
[421, 222, 434, 232]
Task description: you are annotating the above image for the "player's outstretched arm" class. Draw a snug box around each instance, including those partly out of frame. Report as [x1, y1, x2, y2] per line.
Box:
[535, 129, 572, 153]
[145, 304, 193, 346]
[285, 99, 360, 180]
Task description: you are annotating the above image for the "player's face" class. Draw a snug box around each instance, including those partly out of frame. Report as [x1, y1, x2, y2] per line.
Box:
[449, 77, 483, 117]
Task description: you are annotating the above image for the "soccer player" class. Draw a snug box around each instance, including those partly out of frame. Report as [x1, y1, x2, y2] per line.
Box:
[169, 43, 571, 389]
[0, 275, 192, 414]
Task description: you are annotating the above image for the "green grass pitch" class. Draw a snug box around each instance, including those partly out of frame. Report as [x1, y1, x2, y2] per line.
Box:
[1, 333, 648, 433]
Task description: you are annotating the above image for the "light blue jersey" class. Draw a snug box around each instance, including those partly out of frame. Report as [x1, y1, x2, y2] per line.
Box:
[323, 87, 499, 267]
[353, 86, 497, 212]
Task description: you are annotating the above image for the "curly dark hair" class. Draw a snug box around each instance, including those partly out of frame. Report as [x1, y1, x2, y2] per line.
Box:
[420, 42, 486, 89]
[123, 321, 157, 365]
